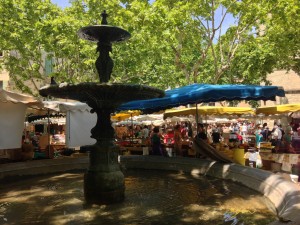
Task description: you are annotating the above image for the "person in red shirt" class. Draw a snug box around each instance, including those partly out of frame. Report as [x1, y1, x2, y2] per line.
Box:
[174, 125, 183, 156]
[164, 129, 174, 145]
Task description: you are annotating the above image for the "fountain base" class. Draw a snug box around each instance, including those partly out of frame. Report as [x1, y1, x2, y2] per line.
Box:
[83, 143, 125, 204]
[84, 171, 125, 204]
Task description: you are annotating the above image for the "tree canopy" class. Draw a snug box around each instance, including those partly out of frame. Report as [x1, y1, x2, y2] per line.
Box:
[0, 0, 299, 95]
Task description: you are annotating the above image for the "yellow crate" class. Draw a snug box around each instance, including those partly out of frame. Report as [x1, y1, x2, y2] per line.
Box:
[260, 142, 272, 148]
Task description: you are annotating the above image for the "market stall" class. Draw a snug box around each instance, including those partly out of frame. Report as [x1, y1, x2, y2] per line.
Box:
[42, 101, 97, 149]
[164, 106, 256, 146]
[251, 104, 300, 178]
[0, 89, 42, 161]
[119, 84, 285, 162]
[22, 101, 98, 158]
[256, 104, 300, 153]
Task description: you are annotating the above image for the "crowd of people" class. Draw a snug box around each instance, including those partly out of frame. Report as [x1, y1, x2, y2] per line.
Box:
[116, 119, 300, 157]
[147, 121, 256, 156]
[115, 122, 195, 156]
[115, 120, 260, 157]
[254, 122, 300, 153]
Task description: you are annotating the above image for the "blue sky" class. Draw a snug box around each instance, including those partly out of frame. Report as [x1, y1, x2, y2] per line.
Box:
[50, 0, 235, 33]
[51, 0, 70, 8]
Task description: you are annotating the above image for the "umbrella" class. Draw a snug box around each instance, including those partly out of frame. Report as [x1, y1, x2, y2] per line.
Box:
[165, 116, 194, 123]
[118, 83, 285, 113]
[111, 110, 140, 121]
[163, 106, 255, 120]
[113, 120, 142, 126]
[133, 114, 163, 122]
[256, 104, 300, 116]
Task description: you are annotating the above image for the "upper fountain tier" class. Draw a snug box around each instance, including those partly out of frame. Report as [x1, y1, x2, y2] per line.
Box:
[78, 25, 130, 43]
[78, 10, 131, 83]
[78, 11, 130, 43]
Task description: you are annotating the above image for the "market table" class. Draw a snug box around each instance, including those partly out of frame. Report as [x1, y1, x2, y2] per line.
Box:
[259, 152, 300, 163]
[50, 143, 66, 151]
[292, 138, 300, 153]
[259, 152, 300, 174]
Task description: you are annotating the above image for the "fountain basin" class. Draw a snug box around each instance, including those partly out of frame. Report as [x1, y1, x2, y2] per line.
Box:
[39, 83, 164, 109]
[78, 25, 131, 43]
[1, 156, 300, 224]
[0, 167, 277, 224]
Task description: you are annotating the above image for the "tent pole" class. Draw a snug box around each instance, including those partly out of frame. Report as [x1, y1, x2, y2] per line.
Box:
[67, 111, 71, 148]
[205, 114, 208, 134]
[131, 113, 134, 143]
[196, 103, 199, 135]
[47, 108, 51, 158]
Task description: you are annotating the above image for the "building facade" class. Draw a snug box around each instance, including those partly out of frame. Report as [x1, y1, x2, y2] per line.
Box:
[0, 50, 51, 94]
[264, 70, 300, 106]
[0, 51, 10, 90]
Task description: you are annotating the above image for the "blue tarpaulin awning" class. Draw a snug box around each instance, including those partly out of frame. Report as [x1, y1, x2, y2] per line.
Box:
[118, 83, 285, 113]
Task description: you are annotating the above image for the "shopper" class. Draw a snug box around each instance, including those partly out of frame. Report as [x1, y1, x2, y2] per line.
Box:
[150, 126, 163, 156]
[174, 124, 183, 156]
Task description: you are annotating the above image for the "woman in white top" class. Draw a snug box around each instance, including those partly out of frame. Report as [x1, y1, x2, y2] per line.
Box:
[293, 127, 300, 139]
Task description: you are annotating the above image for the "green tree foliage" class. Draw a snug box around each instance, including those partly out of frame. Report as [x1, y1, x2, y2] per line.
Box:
[261, 0, 300, 74]
[0, 0, 62, 94]
[0, 0, 299, 95]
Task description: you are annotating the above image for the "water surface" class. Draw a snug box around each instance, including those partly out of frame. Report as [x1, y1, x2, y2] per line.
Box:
[0, 169, 277, 225]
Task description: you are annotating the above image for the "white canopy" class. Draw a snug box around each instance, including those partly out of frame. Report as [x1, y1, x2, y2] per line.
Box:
[0, 89, 42, 106]
[41, 101, 97, 148]
[42, 101, 91, 112]
[0, 89, 42, 149]
[65, 106, 97, 148]
[133, 114, 163, 122]
[30, 117, 66, 125]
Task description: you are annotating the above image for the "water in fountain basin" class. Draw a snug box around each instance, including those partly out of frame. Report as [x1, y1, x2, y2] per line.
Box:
[0, 169, 276, 225]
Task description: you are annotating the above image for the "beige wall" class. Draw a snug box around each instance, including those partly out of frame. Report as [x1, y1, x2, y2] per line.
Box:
[8, 77, 48, 94]
[0, 70, 9, 81]
[263, 70, 300, 106]
[0, 69, 10, 90]
[1, 50, 50, 94]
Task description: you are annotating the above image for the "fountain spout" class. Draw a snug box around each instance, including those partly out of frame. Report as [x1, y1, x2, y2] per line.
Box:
[101, 10, 108, 25]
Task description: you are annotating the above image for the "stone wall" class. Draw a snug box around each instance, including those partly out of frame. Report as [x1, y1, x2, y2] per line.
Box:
[264, 70, 300, 106]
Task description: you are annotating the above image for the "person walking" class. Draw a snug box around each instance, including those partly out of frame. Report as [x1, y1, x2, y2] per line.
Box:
[174, 124, 183, 156]
[150, 127, 163, 156]
[141, 125, 150, 145]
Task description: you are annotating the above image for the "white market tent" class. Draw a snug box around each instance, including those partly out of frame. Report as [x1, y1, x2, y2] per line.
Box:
[42, 101, 97, 148]
[30, 117, 66, 126]
[0, 89, 42, 149]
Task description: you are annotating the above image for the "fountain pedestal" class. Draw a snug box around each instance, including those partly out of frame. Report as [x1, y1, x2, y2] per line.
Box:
[84, 107, 124, 203]
[84, 141, 124, 203]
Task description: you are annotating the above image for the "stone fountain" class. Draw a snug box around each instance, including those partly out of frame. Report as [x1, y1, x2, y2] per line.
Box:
[39, 10, 164, 204]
